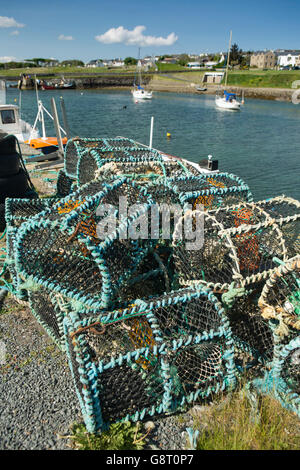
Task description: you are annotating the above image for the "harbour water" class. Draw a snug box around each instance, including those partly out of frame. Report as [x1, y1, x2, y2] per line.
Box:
[7, 88, 300, 202]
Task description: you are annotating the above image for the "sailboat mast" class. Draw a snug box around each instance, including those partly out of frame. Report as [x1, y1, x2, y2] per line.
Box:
[225, 30, 232, 86]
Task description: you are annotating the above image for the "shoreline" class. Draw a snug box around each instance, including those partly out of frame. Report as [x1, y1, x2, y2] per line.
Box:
[5, 74, 296, 102]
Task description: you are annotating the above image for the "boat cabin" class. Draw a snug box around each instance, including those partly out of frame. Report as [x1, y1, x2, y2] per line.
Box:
[224, 91, 237, 102]
[0, 104, 21, 136]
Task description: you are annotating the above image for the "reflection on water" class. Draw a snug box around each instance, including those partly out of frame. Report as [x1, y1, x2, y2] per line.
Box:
[6, 88, 300, 201]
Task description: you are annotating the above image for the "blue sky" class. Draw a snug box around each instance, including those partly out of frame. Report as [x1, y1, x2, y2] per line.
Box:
[1, 0, 300, 62]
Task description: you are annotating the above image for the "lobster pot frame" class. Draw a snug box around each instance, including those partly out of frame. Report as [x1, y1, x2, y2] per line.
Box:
[64, 137, 142, 178]
[272, 335, 300, 415]
[223, 282, 274, 371]
[258, 257, 300, 333]
[28, 285, 69, 350]
[167, 173, 253, 210]
[251, 333, 300, 418]
[4, 197, 58, 301]
[55, 169, 76, 198]
[63, 286, 236, 433]
[209, 196, 300, 258]
[173, 198, 298, 290]
[14, 180, 156, 310]
[76, 148, 165, 186]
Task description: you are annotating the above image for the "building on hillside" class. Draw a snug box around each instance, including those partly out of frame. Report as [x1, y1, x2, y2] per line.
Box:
[86, 60, 105, 68]
[250, 51, 277, 69]
[276, 51, 300, 68]
[187, 62, 201, 69]
[202, 72, 224, 84]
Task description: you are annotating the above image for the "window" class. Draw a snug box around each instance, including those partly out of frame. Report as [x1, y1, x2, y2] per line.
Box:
[1, 109, 16, 124]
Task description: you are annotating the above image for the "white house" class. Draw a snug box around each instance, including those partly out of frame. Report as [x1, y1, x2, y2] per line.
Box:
[187, 62, 201, 69]
[86, 59, 105, 68]
[277, 51, 300, 68]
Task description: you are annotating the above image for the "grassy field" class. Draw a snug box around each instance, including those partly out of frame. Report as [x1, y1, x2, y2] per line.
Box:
[1, 65, 300, 89]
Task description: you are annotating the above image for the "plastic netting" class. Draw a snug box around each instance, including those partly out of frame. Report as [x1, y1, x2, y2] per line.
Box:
[1, 135, 299, 436]
[4, 197, 59, 300]
[28, 286, 67, 349]
[64, 137, 144, 178]
[172, 199, 299, 291]
[55, 169, 76, 198]
[14, 179, 157, 309]
[76, 151, 203, 186]
[259, 256, 300, 332]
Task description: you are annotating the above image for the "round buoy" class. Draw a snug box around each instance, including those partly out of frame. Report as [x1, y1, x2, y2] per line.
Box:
[167, 132, 171, 138]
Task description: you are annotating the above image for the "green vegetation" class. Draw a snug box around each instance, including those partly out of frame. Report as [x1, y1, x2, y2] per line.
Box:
[124, 57, 137, 66]
[194, 390, 300, 450]
[70, 422, 146, 450]
[225, 69, 300, 88]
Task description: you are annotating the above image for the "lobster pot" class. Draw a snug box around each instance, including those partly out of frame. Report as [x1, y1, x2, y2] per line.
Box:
[64, 137, 145, 178]
[166, 173, 253, 211]
[272, 336, 300, 416]
[63, 286, 235, 433]
[28, 285, 68, 350]
[255, 196, 300, 259]
[224, 282, 274, 371]
[211, 197, 300, 259]
[172, 211, 241, 290]
[4, 197, 58, 301]
[55, 169, 76, 198]
[14, 179, 155, 310]
[172, 207, 295, 291]
[258, 257, 300, 333]
[76, 148, 163, 186]
[251, 257, 300, 415]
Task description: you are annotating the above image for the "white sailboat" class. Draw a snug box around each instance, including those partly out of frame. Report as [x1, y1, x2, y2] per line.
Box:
[131, 51, 153, 100]
[215, 31, 241, 111]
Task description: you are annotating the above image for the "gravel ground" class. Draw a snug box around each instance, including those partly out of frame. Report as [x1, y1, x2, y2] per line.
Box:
[0, 296, 82, 450]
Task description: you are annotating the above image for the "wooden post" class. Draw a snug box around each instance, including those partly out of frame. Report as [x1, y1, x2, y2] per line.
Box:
[51, 97, 64, 157]
[60, 97, 71, 140]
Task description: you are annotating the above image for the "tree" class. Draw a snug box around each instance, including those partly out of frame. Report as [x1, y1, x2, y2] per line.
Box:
[60, 59, 84, 67]
[178, 54, 190, 66]
[124, 57, 137, 66]
[229, 43, 243, 65]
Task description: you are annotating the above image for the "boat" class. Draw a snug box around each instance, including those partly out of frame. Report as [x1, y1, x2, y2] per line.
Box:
[215, 30, 241, 111]
[0, 80, 40, 143]
[196, 87, 207, 92]
[55, 77, 76, 90]
[215, 90, 241, 110]
[131, 85, 153, 100]
[131, 52, 153, 100]
[25, 97, 68, 154]
[40, 81, 56, 90]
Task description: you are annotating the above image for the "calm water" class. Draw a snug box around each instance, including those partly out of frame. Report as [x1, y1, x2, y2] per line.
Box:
[7, 88, 300, 201]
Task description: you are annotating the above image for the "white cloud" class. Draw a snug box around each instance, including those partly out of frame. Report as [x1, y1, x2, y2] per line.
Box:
[0, 56, 17, 63]
[0, 16, 24, 28]
[58, 34, 74, 41]
[95, 25, 178, 47]
[10, 30, 20, 36]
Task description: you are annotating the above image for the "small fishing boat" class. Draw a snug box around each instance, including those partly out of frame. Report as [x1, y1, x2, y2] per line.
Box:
[0, 104, 40, 142]
[55, 77, 76, 90]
